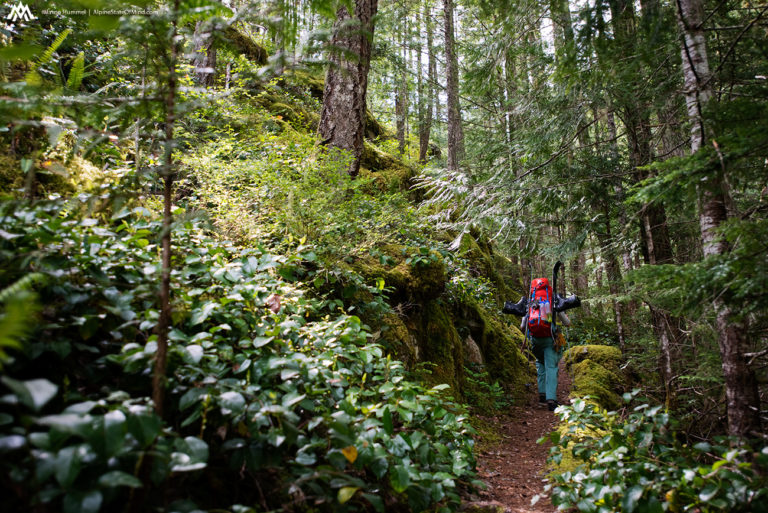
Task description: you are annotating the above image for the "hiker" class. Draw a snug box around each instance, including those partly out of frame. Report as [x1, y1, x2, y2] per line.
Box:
[503, 263, 581, 411]
[520, 296, 571, 411]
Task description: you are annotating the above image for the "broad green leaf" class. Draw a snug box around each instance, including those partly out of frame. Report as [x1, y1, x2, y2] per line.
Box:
[390, 465, 410, 493]
[126, 413, 161, 448]
[55, 446, 82, 487]
[622, 486, 643, 513]
[253, 336, 274, 348]
[102, 409, 126, 457]
[170, 452, 207, 472]
[381, 406, 395, 436]
[338, 486, 359, 504]
[38, 414, 94, 438]
[219, 391, 245, 415]
[184, 344, 204, 364]
[2, 377, 58, 412]
[182, 436, 209, 462]
[98, 470, 142, 488]
[190, 302, 217, 326]
[699, 485, 718, 502]
[63, 490, 102, 513]
[295, 451, 316, 465]
[0, 435, 26, 451]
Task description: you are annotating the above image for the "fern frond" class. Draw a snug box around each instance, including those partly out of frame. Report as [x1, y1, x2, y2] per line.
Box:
[66, 52, 85, 90]
[25, 28, 72, 86]
[0, 273, 46, 303]
[0, 290, 39, 368]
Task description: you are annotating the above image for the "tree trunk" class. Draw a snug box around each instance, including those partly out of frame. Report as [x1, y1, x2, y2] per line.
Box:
[443, 0, 464, 171]
[597, 208, 627, 351]
[418, 0, 434, 163]
[192, 21, 216, 87]
[153, 2, 180, 419]
[318, 0, 379, 177]
[609, 0, 681, 406]
[395, 19, 408, 155]
[677, 0, 761, 437]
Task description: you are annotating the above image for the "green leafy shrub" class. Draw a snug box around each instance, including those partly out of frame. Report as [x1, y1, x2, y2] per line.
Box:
[463, 363, 511, 413]
[0, 190, 480, 512]
[539, 394, 768, 513]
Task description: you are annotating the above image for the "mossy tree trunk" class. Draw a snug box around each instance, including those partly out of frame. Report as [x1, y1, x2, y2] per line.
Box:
[318, 0, 379, 177]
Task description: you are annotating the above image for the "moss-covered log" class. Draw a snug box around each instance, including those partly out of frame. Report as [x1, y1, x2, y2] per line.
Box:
[222, 26, 268, 65]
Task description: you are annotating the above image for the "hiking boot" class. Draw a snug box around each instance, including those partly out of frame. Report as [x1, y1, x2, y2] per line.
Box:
[538, 393, 546, 404]
[547, 400, 560, 411]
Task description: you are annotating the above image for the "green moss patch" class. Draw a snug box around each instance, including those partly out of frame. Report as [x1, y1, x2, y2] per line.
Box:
[360, 142, 414, 192]
[563, 344, 623, 375]
[417, 301, 464, 394]
[456, 300, 530, 403]
[569, 358, 623, 411]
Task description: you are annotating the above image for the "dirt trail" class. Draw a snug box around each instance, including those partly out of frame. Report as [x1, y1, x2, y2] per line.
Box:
[466, 365, 572, 513]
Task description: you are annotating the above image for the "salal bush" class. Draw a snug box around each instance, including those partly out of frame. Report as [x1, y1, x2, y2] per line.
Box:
[0, 190, 477, 513]
[539, 396, 768, 513]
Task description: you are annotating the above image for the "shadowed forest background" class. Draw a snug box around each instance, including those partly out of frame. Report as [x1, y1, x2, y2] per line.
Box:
[0, 0, 766, 512]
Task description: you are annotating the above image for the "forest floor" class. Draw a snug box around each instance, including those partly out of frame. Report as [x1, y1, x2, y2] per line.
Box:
[466, 364, 573, 513]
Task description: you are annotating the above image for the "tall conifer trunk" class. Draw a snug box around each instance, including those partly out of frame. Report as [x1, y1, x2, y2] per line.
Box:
[418, 0, 434, 163]
[395, 18, 408, 155]
[443, 0, 464, 171]
[318, 0, 379, 177]
[607, 0, 680, 406]
[676, 0, 761, 437]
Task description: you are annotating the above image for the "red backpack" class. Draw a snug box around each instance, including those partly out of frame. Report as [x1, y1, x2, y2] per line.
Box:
[527, 277, 554, 338]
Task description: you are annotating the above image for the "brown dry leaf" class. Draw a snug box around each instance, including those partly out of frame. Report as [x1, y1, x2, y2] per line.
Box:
[266, 294, 281, 313]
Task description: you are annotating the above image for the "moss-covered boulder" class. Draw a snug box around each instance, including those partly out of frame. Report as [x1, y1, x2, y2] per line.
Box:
[417, 301, 465, 394]
[563, 345, 625, 410]
[281, 68, 325, 100]
[350, 246, 446, 303]
[563, 344, 622, 375]
[456, 299, 529, 403]
[364, 108, 392, 140]
[569, 359, 623, 410]
[457, 231, 520, 302]
[359, 142, 414, 192]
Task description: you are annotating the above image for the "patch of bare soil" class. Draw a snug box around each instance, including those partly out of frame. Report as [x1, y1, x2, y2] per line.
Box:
[464, 365, 573, 513]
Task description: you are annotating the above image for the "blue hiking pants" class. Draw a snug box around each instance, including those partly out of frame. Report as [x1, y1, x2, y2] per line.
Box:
[531, 336, 560, 401]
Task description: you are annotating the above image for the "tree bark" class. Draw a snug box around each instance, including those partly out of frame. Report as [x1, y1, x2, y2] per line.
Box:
[395, 19, 408, 155]
[443, 0, 464, 171]
[609, 0, 681, 406]
[676, 0, 762, 437]
[418, 0, 434, 163]
[192, 20, 216, 87]
[318, 0, 379, 177]
[153, 1, 180, 419]
[597, 208, 627, 351]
